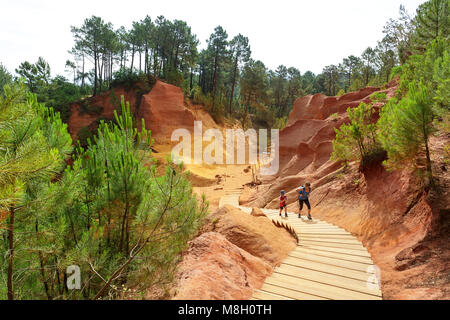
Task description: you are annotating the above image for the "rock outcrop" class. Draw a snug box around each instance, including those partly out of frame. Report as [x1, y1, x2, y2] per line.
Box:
[172, 232, 272, 300]
[68, 80, 216, 144]
[68, 87, 138, 139]
[202, 205, 297, 267]
[246, 80, 398, 209]
[171, 205, 297, 300]
[136, 81, 196, 141]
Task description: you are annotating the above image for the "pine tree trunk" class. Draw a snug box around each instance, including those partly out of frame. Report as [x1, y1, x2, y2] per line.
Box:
[131, 46, 135, 72]
[93, 50, 98, 96]
[139, 51, 142, 72]
[212, 55, 219, 112]
[229, 58, 238, 115]
[82, 55, 85, 88]
[422, 114, 433, 185]
[190, 67, 193, 92]
[7, 207, 14, 300]
[35, 220, 51, 300]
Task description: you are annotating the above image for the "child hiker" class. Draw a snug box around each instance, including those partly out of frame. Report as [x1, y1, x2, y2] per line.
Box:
[279, 190, 288, 218]
[297, 182, 312, 220]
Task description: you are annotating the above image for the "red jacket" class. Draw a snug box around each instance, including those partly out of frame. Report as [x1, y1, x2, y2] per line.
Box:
[280, 195, 287, 206]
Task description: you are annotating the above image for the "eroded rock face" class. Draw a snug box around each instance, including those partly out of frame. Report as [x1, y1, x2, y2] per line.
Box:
[244, 78, 450, 299]
[245, 80, 398, 209]
[171, 206, 298, 300]
[203, 205, 297, 267]
[68, 87, 138, 139]
[67, 80, 216, 144]
[137, 81, 196, 143]
[172, 232, 272, 300]
[287, 86, 379, 124]
[251, 207, 267, 217]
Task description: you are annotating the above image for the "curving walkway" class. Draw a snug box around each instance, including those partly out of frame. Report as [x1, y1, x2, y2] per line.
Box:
[219, 188, 383, 300]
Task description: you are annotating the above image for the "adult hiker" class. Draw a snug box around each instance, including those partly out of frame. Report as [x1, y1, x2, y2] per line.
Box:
[279, 190, 288, 218]
[297, 182, 312, 220]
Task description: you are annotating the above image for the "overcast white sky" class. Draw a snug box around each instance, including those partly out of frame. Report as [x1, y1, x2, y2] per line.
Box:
[1, 0, 424, 77]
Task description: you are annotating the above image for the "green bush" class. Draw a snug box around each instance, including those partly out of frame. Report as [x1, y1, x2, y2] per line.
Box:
[77, 126, 94, 147]
[360, 148, 387, 170]
[254, 105, 275, 128]
[274, 116, 288, 129]
[390, 65, 402, 81]
[111, 69, 141, 89]
[331, 102, 381, 169]
[370, 92, 387, 102]
[79, 99, 103, 115]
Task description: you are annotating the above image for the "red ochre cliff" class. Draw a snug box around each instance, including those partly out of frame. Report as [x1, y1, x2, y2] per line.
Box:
[244, 79, 449, 300]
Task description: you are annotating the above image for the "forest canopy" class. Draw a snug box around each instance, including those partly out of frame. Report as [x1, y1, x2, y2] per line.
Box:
[4, 3, 440, 127]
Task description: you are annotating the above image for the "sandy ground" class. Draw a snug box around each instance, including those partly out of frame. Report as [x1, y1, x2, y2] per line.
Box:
[152, 142, 255, 212]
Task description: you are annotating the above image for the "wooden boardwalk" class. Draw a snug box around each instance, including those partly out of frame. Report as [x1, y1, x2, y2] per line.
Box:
[219, 188, 382, 300]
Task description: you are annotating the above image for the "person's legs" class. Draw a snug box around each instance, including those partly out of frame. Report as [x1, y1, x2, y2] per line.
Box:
[298, 199, 303, 218]
[305, 199, 312, 220]
[284, 205, 288, 217]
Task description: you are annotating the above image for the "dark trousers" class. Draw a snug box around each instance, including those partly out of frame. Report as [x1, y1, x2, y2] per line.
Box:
[298, 199, 311, 210]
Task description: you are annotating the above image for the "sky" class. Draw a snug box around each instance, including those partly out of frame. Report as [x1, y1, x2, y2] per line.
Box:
[1, 0, 425, 78]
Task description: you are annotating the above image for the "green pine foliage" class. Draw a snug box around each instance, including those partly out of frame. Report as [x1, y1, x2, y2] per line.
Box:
[378, 82, 435, 178]
[331, 102, 381, 168]
[0, 82, 73, 300]
[0, 64, 12, 93]
[413, 0, 449, 51]
[1, 86, 207, 299]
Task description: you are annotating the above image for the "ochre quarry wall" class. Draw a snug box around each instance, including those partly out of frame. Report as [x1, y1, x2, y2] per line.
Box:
[68, 80, 215, 144]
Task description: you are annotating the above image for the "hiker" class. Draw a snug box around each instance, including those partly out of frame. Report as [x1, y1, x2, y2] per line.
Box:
[297, 182, 312, 220]
[279, 190, 288, 218]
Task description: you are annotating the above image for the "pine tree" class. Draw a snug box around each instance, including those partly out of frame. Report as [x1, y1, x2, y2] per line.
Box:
[331, 102, 379, 166]
[0, 63, 12, 93]
[377, 81, 435, 182]
[206, 26, 228, 113]
[413, 0, 449, 51]
[0, 82, 71, 299]
[228, 34, 251, 115]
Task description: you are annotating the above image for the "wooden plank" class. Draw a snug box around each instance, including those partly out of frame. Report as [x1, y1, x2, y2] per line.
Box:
[296, 237, 362, 245]
[299, 230, 352, 235]
[292, 246, 374, 264]
[259, 283, 328, 300]
[299, 240, 368, 252]
[267, 272, 381, 300]
[274, 265, 382, 297]
[252, 290, 294, 300]
[300, 233, 356, 239]
[282, 256, 368, 282]
[288, 250, 371, 272]
[298, 243, 371, 257]
[294, 226, 348, 232]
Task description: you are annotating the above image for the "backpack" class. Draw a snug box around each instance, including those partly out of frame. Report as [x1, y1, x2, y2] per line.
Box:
[298, 186, 310, 199]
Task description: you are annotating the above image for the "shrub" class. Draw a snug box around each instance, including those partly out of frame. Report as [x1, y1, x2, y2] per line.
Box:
[274, 116, 288, 129]
[370, 91, 387, 102]
[111, 69, 141, 89]
[77, 126, 94, 147]
[79, 99, 103, 115]
[331, 102, 381, 169]
[329, 112, 339, 120]
[390, 65, 402, 80]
